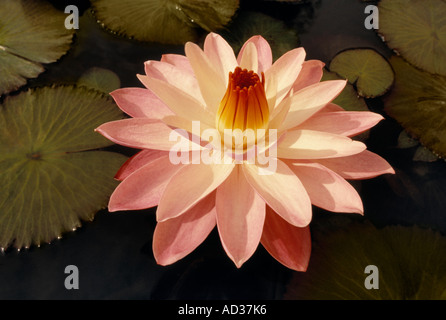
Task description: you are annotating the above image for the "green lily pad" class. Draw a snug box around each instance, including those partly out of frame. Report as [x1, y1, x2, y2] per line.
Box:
[384, 56, 446, 159]
[321, 70, 370, 141]
[78, 67, 121, 94]
[321, 69, 369, 112]
[0, 0, 75, 95]
[284, 222, 446, 300]
[0, 85, 127, 250]
[91, 0, 239, 45]
[378, 0, 446, 76]
[329, 49, 394, 98]
[222, 11, 299, 61]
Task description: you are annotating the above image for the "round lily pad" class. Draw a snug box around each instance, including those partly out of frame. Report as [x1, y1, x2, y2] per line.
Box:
[378, 0, 446, 76]
[0, 85, 127, 250]
[222, 11, 299, 60]
[384, 56, 446, 159]
[321, 70, 371, 142]
[321, 69, 369, 112]
[284, 222, 446, 300]
[329, 49, 394, 98]
[91, 0, 239, 45]
[0, 0, 75, 95]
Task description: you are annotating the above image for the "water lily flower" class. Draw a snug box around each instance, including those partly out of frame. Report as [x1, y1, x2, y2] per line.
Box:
[96, 33, 394, 271]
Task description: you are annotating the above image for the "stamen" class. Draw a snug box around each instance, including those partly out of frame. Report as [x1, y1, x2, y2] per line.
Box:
[216, 67, 269, 141]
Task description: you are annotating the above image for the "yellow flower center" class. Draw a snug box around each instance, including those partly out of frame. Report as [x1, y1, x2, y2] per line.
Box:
[216, 67, 269, 137]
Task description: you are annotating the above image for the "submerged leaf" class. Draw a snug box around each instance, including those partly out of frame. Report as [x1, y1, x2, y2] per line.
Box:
[384, 56, 446, 159]
[90, 0, 239, 45]
[222, 11, 299, 60]
[285, 223, 446, 300]
[78, 67, 121, 94]
[0, 0, 74, 95]
[329, 49, 394, 98]
[378, 0, 446, 76]
[0, 85, 127, 249]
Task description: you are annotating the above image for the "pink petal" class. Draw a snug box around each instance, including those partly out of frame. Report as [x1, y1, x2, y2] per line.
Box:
[315, 150, 395, 180]
[319, 103, 345, 113]
[160, 54, 194, 75]
[238, 42, 258, 74]
[277, 129, 366, 159]
[184, 42, 227, 113]
[137, 74, 215, 126]
[110, 88, 173, 119]
[242, 160, 312, 227]
[261, 206, 311, 271]
[296, 111, 384, 137]
[153, 192, 217, 266]
[291, 60, 325, 92]
[280, 80, 347, 131]
[156, 162, 235, 222]
[237, 35, 272, 75]
[264, 47, 306, 107]
[161, 115, 217, 148]
[108, 155, 182, 212]
[115, 149, 168, 181]
[204, 33, 238, 86]
[287, 161, 363, 214]
[95, 118, 191, 151]
[144, 60, 204, 105]
[216, 166, 266, 268]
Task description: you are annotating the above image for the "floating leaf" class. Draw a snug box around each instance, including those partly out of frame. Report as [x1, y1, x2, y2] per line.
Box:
[285, 223, 446, 300]
[329, 49, 394, 98]
[222, 11, 299, 60]
[0, 0, 75, 95]
[321, 69, 369, 112]
[384, 56, 446, 159]
[0, 85, 127, 249]
[78, 67, 121, 94]
[378, 0, 446, 76]
[90, 0, 239, 45]
[321, 70, 370, 141]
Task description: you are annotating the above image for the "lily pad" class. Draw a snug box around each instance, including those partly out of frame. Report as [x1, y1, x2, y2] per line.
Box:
[321, 70, 371, 141]
[91, 0, 239, 45]
[222, 11, 299, 61]
[284, 223, 446, 300]
[329, 49, 394, 98]
[384, 56, 446, 159]
[0, 85, 127, 250]
[78, 67, 121, 94]
[378, 0, 446, 76]
[321, 69, 369, 112]
[0, 0, 75, 95]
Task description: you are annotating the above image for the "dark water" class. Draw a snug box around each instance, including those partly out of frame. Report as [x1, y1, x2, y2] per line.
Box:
[1, 0, 445, 300]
